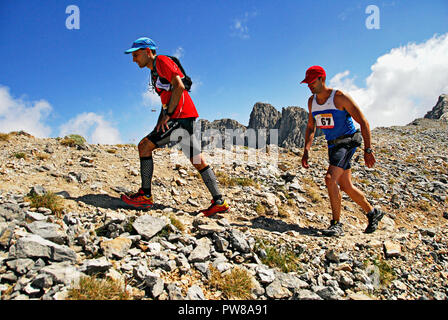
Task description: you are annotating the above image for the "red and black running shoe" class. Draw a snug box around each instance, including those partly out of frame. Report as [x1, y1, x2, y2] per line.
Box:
[121, 188, 154, 209]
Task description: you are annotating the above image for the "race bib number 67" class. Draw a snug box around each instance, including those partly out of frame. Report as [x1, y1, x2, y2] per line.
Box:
[315, 113, 334, 129]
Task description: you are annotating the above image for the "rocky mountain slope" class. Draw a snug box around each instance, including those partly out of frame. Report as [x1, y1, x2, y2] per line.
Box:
[0, 101, 447, 301]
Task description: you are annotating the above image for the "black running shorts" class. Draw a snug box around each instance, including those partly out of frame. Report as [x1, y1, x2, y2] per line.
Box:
[328, 145, 357, 170]
[146, 117, 201, 158]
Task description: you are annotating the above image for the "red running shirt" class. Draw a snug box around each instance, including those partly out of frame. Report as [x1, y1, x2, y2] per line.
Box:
[155, 55, 199, 119]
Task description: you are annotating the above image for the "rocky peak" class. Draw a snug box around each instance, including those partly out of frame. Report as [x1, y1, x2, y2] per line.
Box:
[424, 94, 448, 120]
[248, 102, 281, 130]
[278, 107, 311, 149]
[198, 118, 246, 132]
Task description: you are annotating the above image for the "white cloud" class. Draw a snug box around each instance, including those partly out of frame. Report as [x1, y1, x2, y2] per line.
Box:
[142, 89, 160, 108]
[59, 112, 122, 145]
[172, 46, 184, 59]
[329, 33, 448, 128]
[190, 76, 203, 94]
[0, 85, 53, 137]
[231, 11, 258, 39]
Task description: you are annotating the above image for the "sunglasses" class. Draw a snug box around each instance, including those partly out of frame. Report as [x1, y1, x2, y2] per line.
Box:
[132, 50, 143, 58]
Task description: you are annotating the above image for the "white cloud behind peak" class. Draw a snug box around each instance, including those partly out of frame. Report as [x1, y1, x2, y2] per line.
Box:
[0, 85, 53, 137]
[329, 33, 448, 128]
[59, 112, 122, 145]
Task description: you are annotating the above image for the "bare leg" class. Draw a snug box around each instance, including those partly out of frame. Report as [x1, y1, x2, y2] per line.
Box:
[338, 169, 373, 213]
[325, 165, 345, 221]
[190, 153, 208, 172]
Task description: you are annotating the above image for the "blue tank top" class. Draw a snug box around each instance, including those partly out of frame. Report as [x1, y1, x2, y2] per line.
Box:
[311, 89, 356, 147]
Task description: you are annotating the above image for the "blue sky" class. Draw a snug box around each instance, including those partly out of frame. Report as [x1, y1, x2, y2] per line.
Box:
[0, 0, 447, 144]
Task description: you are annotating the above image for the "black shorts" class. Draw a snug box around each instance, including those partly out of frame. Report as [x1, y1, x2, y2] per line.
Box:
[328, 145, 357, 170]
[146, 117, 201, 158]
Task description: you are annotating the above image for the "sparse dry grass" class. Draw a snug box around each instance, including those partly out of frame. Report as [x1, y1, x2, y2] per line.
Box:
[416, 200, 431, 212]
[301, 177, 323, 203]
[67, 275, 131, 300]
[277, 204, 290, 219]
[208, 266, 254, 299]
[60, 134, 86, 148]
[255, 203, 266, 215]
[255, 239, 301, 273]
[169, 215, 185, 232]
[13, 152, 27, 160]
[363, 255, 396, 287]
[35, 152, 50, 160]
[25, 192, 64, 217]
[216, 171, 259, 188]
[0, 133, 10, 142]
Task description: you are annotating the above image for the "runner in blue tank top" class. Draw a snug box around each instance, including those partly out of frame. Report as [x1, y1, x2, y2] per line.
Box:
[300, 66, 386, 236]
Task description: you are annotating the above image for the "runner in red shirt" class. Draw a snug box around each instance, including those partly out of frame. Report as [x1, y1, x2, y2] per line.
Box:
[122, 37, 229, 216]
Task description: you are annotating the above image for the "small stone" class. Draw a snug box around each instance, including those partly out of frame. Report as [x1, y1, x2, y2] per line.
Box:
[145, 273, 165, 299]
[229, 229, 250, 253]
[188, 237, 211, 263]
[101, 237, 132, 259]
[348, 292, 375, 300]
[25, 211, 47, 223]
[28, 185, 46, 197]
[26, 221, 68, 245]
[325, 249, 340, 263]
[256, 265, 275, 284]
[187, 285, 206, 300]
[293, 289, 323, 300]
[31, 274, 54, 290]
[80, 257, 113, 274]
[383, 240, 401, 258]
[132, 215, 169, 240]
[265, 280, 292, 299]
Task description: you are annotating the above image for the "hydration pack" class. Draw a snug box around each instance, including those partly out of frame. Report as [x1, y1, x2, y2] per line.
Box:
[150, 55, 192, 96]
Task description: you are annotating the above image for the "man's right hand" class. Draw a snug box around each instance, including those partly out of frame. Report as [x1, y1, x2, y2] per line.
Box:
[301, 150, 310, 169]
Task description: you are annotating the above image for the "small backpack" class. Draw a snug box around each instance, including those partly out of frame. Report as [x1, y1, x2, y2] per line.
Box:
[150, 55, 193, 96]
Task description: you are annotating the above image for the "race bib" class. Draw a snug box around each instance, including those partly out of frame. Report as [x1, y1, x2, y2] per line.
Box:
[315, 113, 334, 129]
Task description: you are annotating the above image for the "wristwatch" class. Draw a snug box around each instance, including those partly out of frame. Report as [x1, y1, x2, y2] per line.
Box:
[364, 148, 373, 154]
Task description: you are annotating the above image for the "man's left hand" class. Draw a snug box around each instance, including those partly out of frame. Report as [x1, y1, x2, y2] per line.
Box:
[156, 113, 170, 132]
[364, 152, 375, 168]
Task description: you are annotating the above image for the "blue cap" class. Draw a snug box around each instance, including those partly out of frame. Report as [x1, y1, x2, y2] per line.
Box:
[124, 37, 158, 54]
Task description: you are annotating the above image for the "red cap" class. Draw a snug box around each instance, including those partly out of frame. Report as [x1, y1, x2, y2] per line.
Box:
[300, 66, 326, 84]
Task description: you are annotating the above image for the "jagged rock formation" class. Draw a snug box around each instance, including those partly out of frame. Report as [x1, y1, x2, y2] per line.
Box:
[197, 119, 247, 148]
[198, 102, 322, 149]
[424, 94, 448, 120]
[248, 103, 281, 131]
[277, 107, 312, 149]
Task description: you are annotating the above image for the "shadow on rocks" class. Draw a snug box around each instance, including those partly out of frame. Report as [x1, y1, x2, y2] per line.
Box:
[72, 194, 174, 212]
[248, 216, 322, 237]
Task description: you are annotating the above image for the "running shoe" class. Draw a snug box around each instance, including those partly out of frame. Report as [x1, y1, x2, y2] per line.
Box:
[322, 220, 345, 237]
[364, 208, 385, 233]
[200, 199, 230, 217]
[121, 188, 154, 209]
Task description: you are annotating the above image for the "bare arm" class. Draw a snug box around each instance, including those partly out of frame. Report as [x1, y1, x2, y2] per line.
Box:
[334, 91, 375, 168]
[302, 96, 316, 169]
[156, 75, 185, 132]
[166, 75, 185, 115]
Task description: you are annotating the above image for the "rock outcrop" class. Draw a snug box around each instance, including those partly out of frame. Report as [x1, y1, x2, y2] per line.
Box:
[424, 94, 448, 120]
[198, 102, 322, 149]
